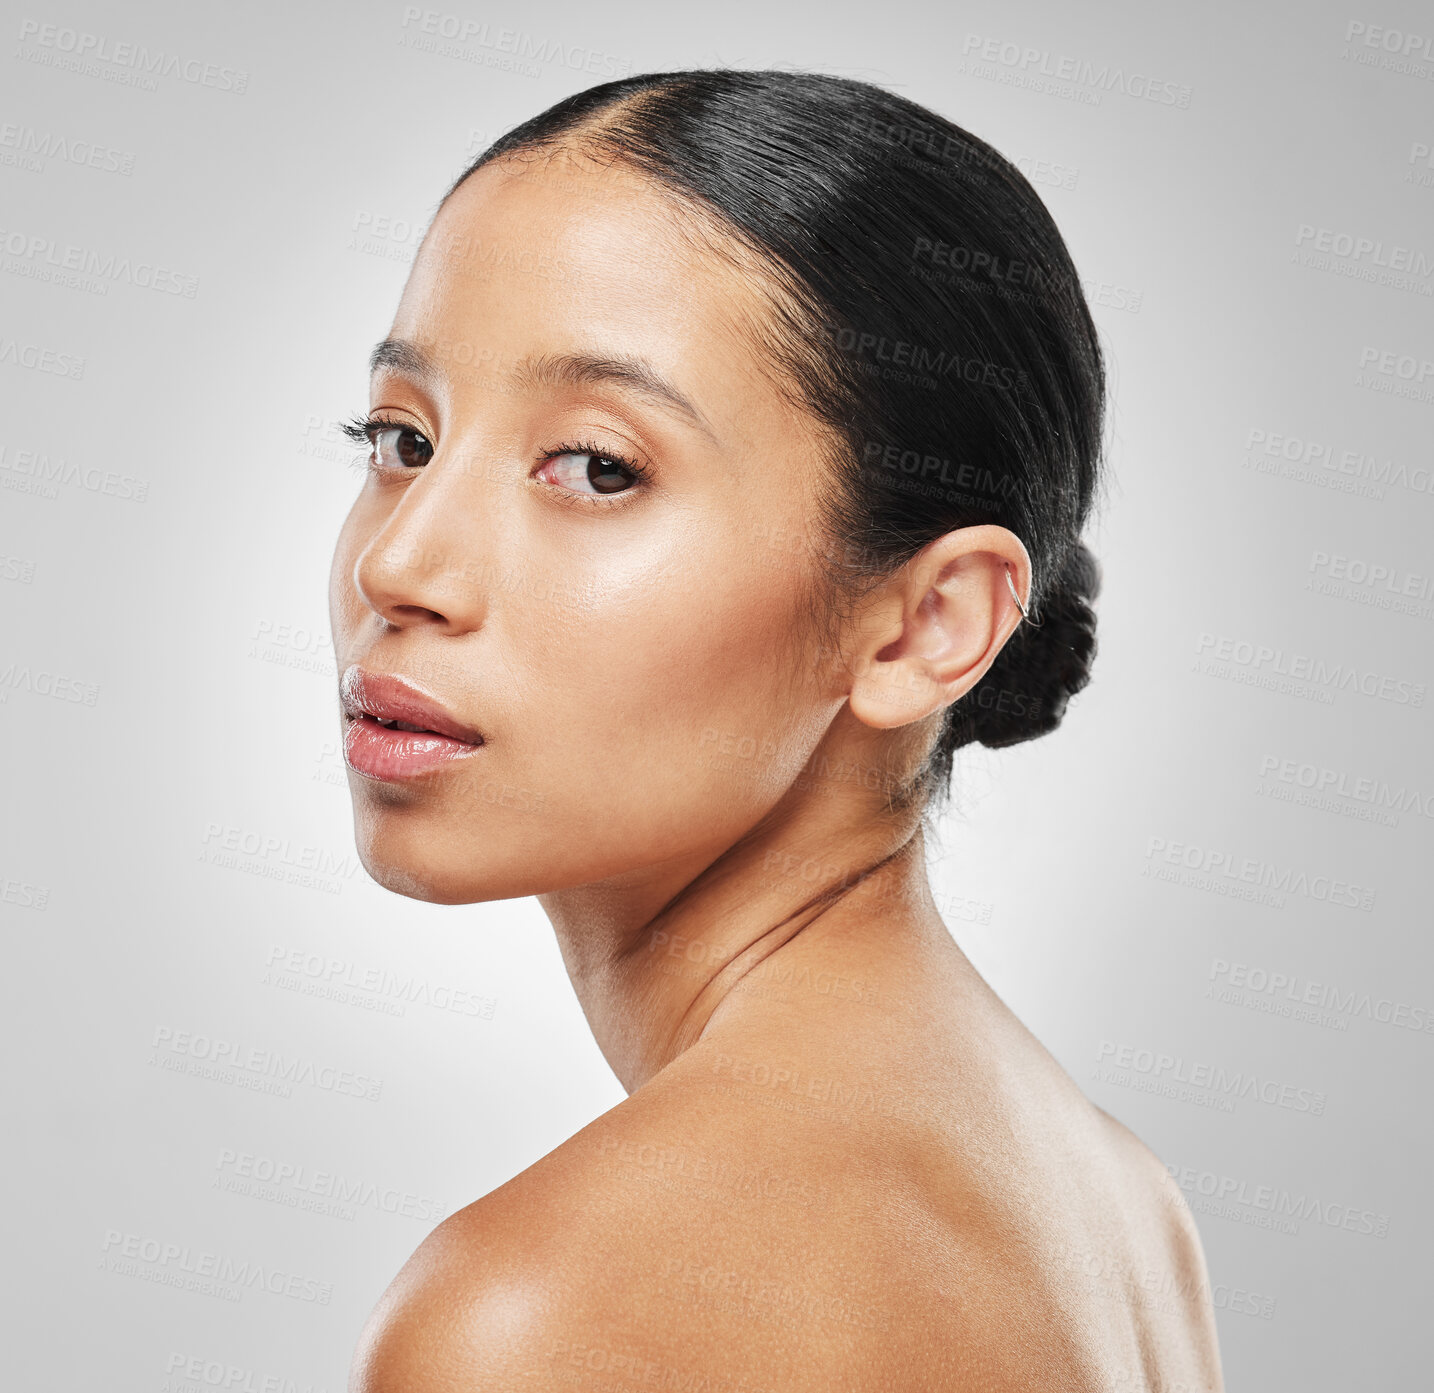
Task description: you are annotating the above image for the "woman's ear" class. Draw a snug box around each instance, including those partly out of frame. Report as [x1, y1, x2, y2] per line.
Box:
[844, 525, 1032, 731]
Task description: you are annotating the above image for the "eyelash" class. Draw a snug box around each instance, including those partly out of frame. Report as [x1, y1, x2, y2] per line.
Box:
[339, 415, 651, 505]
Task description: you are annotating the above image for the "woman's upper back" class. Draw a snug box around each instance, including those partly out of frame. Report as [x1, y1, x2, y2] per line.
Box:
[351, 958, 1224, 1393]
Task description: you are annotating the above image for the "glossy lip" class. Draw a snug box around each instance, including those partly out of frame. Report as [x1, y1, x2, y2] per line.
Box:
[339, 664, 485, 781]
[340, 665, 484, 743]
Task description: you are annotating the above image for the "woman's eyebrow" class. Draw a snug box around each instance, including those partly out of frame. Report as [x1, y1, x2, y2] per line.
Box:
[515, 350, 719, 444]
[369, 337, 439, 383]
[369, 339, 720, 445]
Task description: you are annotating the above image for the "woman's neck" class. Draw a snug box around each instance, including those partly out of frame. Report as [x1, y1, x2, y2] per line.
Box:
[538, 772, 953, 1093]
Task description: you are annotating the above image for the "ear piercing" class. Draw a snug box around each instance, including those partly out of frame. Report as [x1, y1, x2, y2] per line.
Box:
[1005, 562, 1041, 627]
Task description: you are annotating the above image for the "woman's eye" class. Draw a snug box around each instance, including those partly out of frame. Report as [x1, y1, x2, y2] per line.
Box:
[373, 426, 433, 469]
[541, 451, 641, 496]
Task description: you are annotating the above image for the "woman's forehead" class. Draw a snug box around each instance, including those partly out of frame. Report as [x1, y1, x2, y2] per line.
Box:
[393, 152, 823, 447]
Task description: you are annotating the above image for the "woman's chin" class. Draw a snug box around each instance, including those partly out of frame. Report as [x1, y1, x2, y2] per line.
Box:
[355, 841, 508, 906]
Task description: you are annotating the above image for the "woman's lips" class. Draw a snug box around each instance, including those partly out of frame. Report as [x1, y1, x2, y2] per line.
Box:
[343, 714, 484, 781]
[339, 664, 485, 781]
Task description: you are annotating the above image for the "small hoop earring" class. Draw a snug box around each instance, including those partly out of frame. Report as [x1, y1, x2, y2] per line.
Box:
[1005, 563, 1042, 628]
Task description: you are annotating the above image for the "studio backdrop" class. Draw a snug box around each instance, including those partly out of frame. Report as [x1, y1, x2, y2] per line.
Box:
[2, 0, 1430, 1388]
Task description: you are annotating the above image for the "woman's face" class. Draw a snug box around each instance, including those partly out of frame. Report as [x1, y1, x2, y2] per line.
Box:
[329, 149, 857, 904]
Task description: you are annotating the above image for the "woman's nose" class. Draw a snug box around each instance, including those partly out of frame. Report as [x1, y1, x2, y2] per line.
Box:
[350, 470, 489, 635]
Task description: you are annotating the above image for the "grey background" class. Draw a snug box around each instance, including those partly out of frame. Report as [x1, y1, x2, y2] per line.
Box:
[3, 0, 1431, 1387]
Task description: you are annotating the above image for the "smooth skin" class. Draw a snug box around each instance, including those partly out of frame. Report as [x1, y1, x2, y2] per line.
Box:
[332, 143, 1224, 1392]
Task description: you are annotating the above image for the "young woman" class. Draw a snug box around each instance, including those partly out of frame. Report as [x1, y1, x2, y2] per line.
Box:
[333, 68, 1224, 1392]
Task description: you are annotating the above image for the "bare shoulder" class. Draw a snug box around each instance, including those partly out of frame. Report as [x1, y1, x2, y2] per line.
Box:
[349, 1036, 1224, 1393]
[349, 1038, 964, 1392]
[1076, 1103, 1225, 1391]
[1088, 1102, 1215, 1272]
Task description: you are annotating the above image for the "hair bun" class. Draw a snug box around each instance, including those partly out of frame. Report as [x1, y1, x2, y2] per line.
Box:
[948, 543, 1102, 751]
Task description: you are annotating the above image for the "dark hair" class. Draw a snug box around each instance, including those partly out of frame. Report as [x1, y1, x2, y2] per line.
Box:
[445, 69, 1106, 814]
